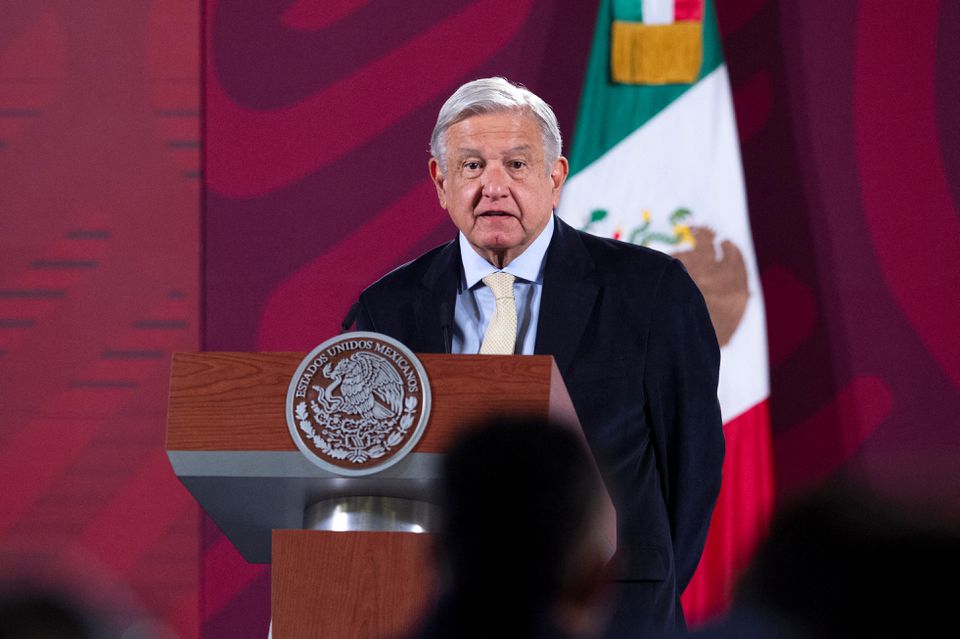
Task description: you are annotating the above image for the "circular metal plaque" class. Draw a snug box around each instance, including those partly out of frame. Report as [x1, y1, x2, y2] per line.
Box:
[285, 332, 431, 476]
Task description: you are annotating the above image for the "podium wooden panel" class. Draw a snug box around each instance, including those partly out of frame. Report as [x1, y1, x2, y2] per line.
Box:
[166, 351, 603, 639]
[272, 531, 435, 639]
[168, 353, 576, 452]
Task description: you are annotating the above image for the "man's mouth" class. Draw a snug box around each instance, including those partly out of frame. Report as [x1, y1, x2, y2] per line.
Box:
[477, 211, 513, 218]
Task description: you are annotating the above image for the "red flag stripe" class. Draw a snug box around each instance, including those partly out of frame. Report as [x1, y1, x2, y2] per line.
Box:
[682, 398, 775, 624]
[674, 0, 703, 21]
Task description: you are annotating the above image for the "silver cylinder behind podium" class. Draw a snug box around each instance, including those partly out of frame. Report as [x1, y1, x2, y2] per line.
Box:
[305, 496, 439, 533]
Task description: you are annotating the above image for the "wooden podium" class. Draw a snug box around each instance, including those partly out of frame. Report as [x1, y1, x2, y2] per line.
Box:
[166, 351, 609, 638]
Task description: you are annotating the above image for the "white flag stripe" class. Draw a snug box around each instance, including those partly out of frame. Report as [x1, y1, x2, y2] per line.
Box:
[642, 0, 675, 24]
[558, 66, 769, 423]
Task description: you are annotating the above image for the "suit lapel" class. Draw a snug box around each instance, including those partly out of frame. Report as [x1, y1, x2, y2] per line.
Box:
[415, 239, 460, 353]
[535, 217, 600, 375]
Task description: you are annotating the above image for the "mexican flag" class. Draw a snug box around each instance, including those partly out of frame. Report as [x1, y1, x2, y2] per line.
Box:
[556, 0, 775, 624]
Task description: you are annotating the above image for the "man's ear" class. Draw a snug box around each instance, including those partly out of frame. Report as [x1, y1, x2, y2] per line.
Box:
[550, 156, 570, 208]
[429, 158, 447, 209]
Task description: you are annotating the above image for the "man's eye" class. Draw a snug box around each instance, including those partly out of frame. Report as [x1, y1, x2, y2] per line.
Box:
[463, 161, 481, 170]
[509, 161, 526, 170]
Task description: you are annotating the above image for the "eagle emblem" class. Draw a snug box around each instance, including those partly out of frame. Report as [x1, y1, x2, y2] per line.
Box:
[317, 352, 403, 420]
[286, 333, 431, 476]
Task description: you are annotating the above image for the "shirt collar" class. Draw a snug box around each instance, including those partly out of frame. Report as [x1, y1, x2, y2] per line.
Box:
[459, 214, 554, 289]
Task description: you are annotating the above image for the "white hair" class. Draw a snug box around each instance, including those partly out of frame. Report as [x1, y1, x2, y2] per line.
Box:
[430, 77, 562, 173]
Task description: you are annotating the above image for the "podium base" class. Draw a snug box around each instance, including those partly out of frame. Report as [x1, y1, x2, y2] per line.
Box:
[272, 530, 436, 639]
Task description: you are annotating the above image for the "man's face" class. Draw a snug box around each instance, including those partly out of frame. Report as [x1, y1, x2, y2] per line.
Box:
[429, 111, 569, 268]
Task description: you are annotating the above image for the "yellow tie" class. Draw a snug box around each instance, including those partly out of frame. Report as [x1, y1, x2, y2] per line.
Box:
[480, 272, 517, 354]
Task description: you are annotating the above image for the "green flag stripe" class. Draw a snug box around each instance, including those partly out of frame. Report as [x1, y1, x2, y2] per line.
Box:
[612, 0, 644, 21]
[568, 0, 724, 176]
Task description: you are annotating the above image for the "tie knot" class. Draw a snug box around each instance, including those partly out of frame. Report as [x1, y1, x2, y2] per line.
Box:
[482, 272, 515, 299]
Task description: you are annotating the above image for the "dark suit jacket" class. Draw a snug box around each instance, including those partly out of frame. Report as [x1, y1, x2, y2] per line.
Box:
[357, 216, 724, 637]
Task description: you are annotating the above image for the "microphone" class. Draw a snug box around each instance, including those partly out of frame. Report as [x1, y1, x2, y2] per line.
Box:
[340, 301, 360, 333]
[439, 302, 452, 354]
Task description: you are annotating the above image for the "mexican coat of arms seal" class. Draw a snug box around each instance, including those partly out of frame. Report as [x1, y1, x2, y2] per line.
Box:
[285, 332, 431, 476]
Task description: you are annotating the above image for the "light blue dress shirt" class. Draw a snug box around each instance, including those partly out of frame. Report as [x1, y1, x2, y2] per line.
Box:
[451, 215, 554, 355]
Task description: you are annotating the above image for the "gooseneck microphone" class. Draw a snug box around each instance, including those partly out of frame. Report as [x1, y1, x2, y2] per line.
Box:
[439, 302, 452, 354]
[340, 301, 360, 333]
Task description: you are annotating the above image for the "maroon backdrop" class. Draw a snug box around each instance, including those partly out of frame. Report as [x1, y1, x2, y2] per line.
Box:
[203, 1, 960, 635]
[2, 2, 958, 638]
[1, 1, 200, 637]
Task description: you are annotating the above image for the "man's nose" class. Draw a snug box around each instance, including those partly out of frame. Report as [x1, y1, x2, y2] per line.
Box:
[482, 165, 508, 198]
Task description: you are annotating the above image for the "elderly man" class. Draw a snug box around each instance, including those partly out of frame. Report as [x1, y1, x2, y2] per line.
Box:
[355, 77, 724, 638]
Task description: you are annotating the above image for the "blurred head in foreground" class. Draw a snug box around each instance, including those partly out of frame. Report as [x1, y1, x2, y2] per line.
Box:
[0, 584, 105, 639]
[691, 480, 960, 639]
[415, 417, 613, 639]
[0, 557, 162, 639]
